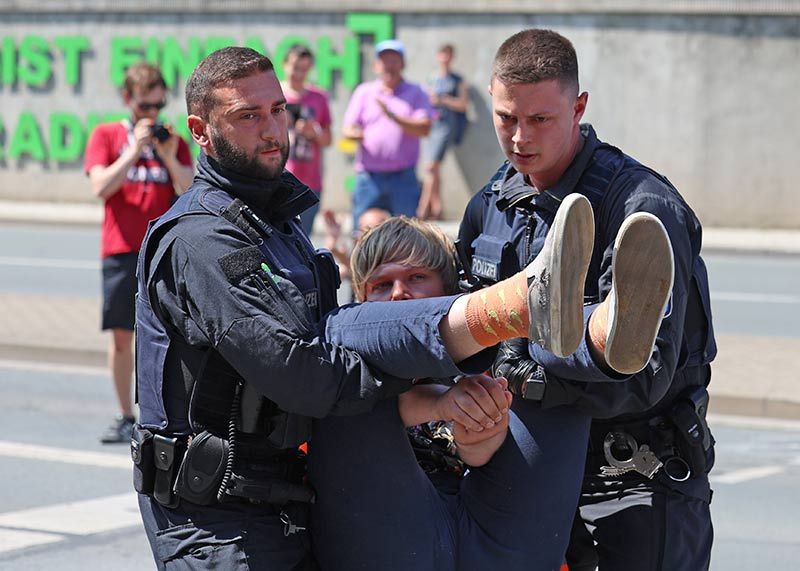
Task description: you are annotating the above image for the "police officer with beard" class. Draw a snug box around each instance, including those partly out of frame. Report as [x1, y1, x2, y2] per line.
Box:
[133, 47, 511, 570]
[459, 30, 717, 570]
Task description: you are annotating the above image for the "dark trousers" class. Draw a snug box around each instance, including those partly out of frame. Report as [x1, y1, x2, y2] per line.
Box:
[308, 397, 591, 571]
[565, 477, 713, 571]
[138, 494, 315, 570]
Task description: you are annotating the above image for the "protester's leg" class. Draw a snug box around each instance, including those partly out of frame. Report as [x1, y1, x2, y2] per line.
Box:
[587, 212, 675, 375]
[324, 193, 596, 379]
[309, 398, 456, 571]
[418, 160, 443, 220]
[578, 479, 712, 571]
[389, 167, 422, 219]
[455, 403, 591, 571]
[138, 494, 312, 571]
[109, 329, 134, 417]
[100, 252, 138, 443]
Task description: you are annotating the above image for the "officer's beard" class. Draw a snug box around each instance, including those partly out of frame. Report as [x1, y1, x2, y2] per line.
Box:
[209, 129, 289, 181]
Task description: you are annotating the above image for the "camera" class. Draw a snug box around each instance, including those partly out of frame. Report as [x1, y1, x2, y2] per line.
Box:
[150, 123, 171, 143]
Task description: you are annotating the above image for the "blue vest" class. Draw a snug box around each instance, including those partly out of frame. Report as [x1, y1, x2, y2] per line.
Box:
[136, 182, 337, 449]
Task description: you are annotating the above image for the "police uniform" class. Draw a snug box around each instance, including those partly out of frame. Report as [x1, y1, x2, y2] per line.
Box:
[134, 152, 486, 570]
[460, 124, 716, 571]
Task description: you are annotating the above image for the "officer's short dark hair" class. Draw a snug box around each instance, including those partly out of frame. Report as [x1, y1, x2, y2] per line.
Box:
[284, 44, 314, 64]
[186, 47, 275, 119]
[123, 62, 166, 96]
[492, 29, 579, 95]
[350, 216, 459, 301]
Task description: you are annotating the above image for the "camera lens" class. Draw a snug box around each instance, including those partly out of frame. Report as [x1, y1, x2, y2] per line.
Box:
[151, 123, 170, 142]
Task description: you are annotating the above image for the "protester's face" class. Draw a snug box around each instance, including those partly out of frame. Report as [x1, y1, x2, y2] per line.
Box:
[205, 71, 290, 180]
[283, 53, 313, 87]
[373, 51, 404, 88]
[490, 77, 586, 188]
[363, 263, 446, 302]
[126, 86, 167, 122]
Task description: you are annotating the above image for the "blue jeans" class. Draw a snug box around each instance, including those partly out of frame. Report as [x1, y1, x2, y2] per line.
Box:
[352, 167, 420, 228]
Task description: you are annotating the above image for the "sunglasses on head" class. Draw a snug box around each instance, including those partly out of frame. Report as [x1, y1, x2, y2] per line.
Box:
[136, 100, 167, 111]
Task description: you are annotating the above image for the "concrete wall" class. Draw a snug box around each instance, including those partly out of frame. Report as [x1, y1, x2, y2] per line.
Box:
[0, 4, 798, 228]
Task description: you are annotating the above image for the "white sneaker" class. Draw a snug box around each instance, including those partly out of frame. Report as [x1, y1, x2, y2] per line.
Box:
[526, 193, 595, 357]
[605, 212, 674, 375]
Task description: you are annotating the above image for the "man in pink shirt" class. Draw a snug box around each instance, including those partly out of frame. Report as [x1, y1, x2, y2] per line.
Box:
[281, 44, 333, 234]
[342, 39, 433, 225]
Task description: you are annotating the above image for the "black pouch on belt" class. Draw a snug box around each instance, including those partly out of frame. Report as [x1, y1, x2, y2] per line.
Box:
[174, 431, 229, 505]
[668, 386, 711, 477]
[153, 434, 186, 508]
[131, 425, 155, 495]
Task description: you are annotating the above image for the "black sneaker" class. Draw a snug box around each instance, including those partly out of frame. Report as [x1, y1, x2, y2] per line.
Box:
[100, 415, 135, 444]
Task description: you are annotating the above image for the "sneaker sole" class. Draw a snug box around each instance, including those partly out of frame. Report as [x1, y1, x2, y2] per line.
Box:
[527, 193, 595, 357]
[605, 213, 674, 375]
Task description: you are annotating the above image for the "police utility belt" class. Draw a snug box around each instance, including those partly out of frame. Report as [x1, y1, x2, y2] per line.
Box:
[131, 427, 315, 509]
[589, 386, 713, 482]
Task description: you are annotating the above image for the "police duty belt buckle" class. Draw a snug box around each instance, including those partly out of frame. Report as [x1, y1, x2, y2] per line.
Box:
[600, 431, 663, 479]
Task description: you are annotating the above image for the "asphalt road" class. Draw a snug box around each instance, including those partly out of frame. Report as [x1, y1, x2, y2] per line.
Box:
[1, 222, 799, 340]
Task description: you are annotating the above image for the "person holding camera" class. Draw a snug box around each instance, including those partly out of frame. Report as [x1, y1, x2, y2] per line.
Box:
[280, 44, 332, 235]
[85, 61, 193, 444]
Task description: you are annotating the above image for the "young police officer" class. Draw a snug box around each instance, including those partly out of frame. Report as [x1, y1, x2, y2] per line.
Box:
[133, 47, 600, 570]
[461, 30, 717, 570]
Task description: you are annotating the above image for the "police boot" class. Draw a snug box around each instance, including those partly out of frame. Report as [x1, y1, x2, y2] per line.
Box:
[526, 193, 595, 358]
[603, 212, 674, 375]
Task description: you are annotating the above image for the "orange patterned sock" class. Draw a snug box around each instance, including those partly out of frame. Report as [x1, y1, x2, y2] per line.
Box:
[464, 271, 530, 346]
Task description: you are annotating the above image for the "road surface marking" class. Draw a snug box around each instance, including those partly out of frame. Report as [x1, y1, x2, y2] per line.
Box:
[0, 441, 130, 470]
[0, 493, 140, 553]
[711, 465, 785, 484]
[0, 256, 98, 270]
[0, 528, 63, 553]
[713, 291, 800, 305]
[708, 414, 800, 432]
[0, 359, 106, 377]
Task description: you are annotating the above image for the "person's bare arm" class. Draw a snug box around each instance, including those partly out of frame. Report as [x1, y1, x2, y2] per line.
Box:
[89, 120, 152, 200]
[377, 99, 431, 138]
[438, 81, 469, 114]
[154, 127, 193, 194]
[342, 123, 364, 141]
[296, 119, 332, 148]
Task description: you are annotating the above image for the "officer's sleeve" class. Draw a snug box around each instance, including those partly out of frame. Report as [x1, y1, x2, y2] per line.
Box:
[150, 230, 411, 419]
[532, 176, 698, 418]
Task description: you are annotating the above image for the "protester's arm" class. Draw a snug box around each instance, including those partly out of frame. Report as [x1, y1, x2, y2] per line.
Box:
[397, 375, 509, 432]
[88, 121, 152, 200]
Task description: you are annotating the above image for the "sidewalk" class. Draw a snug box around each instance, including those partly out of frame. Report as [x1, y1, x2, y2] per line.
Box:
[3, 200, 800, 255]
[2, 201, 799, 421]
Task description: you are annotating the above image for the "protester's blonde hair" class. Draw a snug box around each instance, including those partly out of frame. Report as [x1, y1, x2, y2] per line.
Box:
[351, 216, 459, 302]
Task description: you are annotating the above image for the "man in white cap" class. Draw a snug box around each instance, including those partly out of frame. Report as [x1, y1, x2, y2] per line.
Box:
[342, 39, 433, 226]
